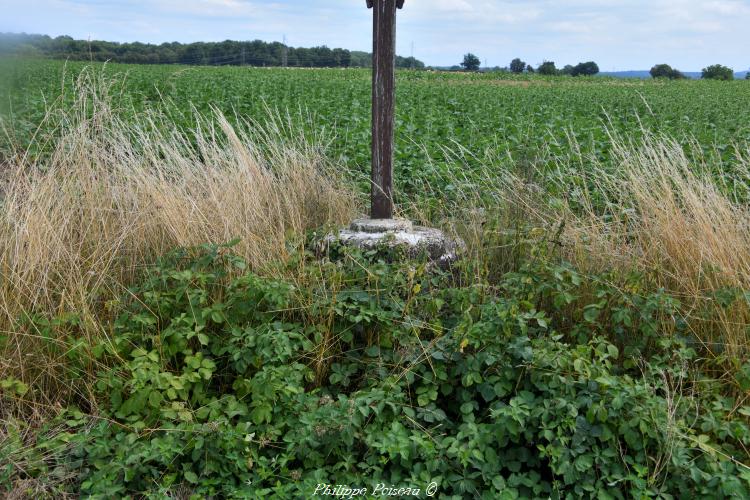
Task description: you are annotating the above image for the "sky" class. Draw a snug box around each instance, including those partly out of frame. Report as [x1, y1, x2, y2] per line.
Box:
[2, 0, 750, 71]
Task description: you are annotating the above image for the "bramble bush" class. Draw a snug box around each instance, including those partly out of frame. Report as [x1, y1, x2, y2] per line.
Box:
[3, 241, 750, 498]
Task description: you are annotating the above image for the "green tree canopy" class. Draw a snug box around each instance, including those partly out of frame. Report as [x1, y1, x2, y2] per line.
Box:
[702, 64, 734, 80]
[571, 61, 599, 77]
[509, 58, 526, 74]
[537, 61, 557, 75]
[650, 64, 685, 80]
[460, 53, 481, 71]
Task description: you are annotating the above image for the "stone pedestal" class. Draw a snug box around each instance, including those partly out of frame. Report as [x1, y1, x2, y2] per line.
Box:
[327, 218, 463, 267]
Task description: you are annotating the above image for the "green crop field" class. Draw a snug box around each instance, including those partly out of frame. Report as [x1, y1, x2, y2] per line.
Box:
[3, 58, 750, 196]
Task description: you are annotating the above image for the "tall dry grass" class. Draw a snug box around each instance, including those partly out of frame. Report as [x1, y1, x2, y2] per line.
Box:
[558, 134, 750, 363]
[420, 132, 750, 367]
[0, 70, 359, 412]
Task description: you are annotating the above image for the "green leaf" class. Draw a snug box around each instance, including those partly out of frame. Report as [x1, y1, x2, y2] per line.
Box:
[606, 344, 619, 358]
[573, 358, 586, 373]
[460, 402, 474, 414]
[583, 307, 600, 323]
[211, 310, 225, 323]
[575, 454, 593, 471]
[148, 390, 163, 408]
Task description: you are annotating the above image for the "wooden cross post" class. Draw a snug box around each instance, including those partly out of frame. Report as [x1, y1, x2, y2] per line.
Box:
[367, 0, 404, 219]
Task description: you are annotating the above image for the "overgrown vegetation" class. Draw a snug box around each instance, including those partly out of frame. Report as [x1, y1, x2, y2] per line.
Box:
[2, 65, 750, 497]
[3, 240, 750, 497]
[0, 71, 359, 416]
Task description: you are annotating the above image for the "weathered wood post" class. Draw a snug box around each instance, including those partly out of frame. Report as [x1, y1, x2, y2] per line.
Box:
[328, 0, 461, 266]
[367, 0, 404, 219]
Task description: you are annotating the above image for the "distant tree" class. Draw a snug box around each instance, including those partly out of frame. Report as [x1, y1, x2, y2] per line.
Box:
[526, 64, 534, 73]
[561, 64, 574, 75]
[332, 48, 351, 67]
[537, 61, 558, 75]
[671, 69, 686, 79]
[571, 61, 599, 76]
[510, 58, 526, 74]
[702, 64, 734, 80]
[650, 64, 685, 80]
[746, 71, 750, 80]
[179, 44, 206, 65]
[460, 53, 481, 71]
[398, 56, 425, 70]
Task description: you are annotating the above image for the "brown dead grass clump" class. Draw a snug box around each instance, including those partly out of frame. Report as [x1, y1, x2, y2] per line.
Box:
[423, 133, 750, 366]
[557, 135, 750, 361]
[0, 70, 359, 413]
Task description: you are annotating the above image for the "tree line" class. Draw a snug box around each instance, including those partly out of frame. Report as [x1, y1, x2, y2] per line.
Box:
[459, 53, 748, 80]
[460, 54, 600, 76]
[651, 63, 745, 81]
[0, 33, 425, 69]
